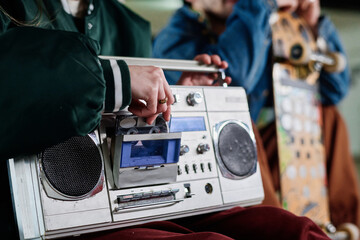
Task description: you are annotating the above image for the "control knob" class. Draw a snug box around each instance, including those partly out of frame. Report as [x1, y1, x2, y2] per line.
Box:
[180, 145, 190, 156]
[197, 143, 210, 154]
[186, 92, 203, 106]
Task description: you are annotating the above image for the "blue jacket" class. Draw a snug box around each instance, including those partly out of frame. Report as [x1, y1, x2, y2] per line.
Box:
[153, 0, 350, 121]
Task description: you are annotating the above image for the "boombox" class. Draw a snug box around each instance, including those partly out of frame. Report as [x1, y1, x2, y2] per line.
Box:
[8, 59, 264, 240]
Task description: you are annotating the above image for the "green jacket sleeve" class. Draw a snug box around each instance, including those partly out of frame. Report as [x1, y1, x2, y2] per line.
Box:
[0, 26, 131, 160]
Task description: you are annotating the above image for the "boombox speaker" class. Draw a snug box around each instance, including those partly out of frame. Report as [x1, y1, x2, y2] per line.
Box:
[8, 131, 111, 239]
[39, 132, 104, 200]
[213, 120, 257, 180]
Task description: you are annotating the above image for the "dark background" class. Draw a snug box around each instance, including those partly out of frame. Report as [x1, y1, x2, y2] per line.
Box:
[321, 0, 360, 10]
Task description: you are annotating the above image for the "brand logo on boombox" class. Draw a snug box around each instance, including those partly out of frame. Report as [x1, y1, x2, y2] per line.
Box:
[9, 86, 264, 239]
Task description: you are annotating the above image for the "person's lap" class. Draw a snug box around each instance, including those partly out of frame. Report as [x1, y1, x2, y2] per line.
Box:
[66, 206, 329, 240]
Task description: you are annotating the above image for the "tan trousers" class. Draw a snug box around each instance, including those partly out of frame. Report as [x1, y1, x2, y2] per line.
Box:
[254, 105, 360, 227]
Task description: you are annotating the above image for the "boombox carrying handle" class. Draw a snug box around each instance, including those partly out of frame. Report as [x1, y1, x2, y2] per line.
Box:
[99, 56, 227, 87]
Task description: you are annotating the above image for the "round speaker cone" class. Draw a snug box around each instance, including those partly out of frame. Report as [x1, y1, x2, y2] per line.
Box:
[41, 135, 103, 197]
[218, 123, 256, 177]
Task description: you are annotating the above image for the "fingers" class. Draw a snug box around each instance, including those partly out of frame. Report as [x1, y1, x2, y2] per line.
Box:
[194, 54, 212, 65]
[157, 69, 174, 122]
[209, 54, 222, 66]
[195, 54, 230, 84]
[223, 76, 232, 85]
[156, 80, 168, 115]
[162, 104, 172, 123]
[277, 0, 298, 12]
[194, 54, 228, 69]
[128, 57, 231, 126]
[158, 67, 173, 122]
[163, 83, 174, 122]
[143, 84, 158, 118]
[178, 54, 230, 86]
[208, 55, 230, 85]
[161, 71, 175, 106]
[128, 65, 173, 124]
[210, 55, 230, 70]
[127, 99, 148, 116]
[299, 0, 317, 10]
[296, 0, 320, 32]
[212, 76, 232, 86]
[128, 99, 161, 125]
[219, 60, 228, 69]
[145, 114, 159, 125]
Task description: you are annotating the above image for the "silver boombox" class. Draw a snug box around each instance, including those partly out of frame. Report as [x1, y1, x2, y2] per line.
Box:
[8, 58, 264, 240]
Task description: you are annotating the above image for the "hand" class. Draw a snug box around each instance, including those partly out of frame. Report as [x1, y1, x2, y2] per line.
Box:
[127, 65, 174, 124]
[276, 0, 298, 12]
[296, 0, 320, 36]
[177, 54, 232, 86]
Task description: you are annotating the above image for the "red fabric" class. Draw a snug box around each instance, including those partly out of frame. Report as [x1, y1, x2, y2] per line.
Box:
[259, 106, 360, 228]
[67, 206, 330, 240]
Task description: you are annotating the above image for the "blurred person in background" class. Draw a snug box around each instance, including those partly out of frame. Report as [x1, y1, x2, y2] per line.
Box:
[153, 0, 360, 228]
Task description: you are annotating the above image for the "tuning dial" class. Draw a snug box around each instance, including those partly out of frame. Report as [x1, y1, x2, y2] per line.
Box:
[180, 145, 190, 156]
[186, 92, 203, 106]
[197, 143, 210, 154]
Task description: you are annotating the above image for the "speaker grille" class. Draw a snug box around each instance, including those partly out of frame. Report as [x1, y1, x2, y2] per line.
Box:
[218, 123, 256, 177]
[41, 135, 103, 197]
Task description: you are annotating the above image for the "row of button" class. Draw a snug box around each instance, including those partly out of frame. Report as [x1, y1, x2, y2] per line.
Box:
[117, 189, 180, 203]
[178, 162, 213, 175]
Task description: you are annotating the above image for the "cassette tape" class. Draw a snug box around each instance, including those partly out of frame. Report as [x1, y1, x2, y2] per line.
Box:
[112, 115, 182, 189]
[116, 115, 169, 135]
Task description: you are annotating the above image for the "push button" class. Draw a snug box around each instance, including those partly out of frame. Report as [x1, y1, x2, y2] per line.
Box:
[193, 164, 197, 173]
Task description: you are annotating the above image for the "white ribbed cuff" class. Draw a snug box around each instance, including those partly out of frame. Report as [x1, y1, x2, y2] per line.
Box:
[110, 59, 123, 112]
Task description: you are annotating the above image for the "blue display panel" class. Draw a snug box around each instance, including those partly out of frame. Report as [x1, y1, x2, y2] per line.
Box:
[120, 139, 181, 168]
[169, 117, 206, 132]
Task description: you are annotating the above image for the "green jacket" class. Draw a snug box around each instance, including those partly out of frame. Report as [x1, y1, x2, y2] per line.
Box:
[0, 0, 152, 160]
